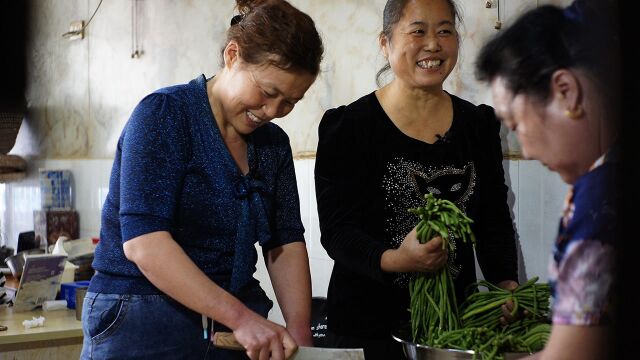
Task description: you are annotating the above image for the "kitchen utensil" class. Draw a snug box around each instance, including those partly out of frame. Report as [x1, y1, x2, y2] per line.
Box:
[3, 248, 46, 278]
[392, 331, 530, 360]
[213, 332, 365, 360]
[4, 253, 25, 278]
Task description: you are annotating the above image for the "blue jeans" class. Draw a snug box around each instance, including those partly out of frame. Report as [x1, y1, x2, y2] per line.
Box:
[80, 292, 272, 359]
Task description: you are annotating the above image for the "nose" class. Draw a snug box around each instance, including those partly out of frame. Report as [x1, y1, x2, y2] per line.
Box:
[423, 32, 441, 52]
[262, 101, 279, 119]
[262, 99, 290, 119]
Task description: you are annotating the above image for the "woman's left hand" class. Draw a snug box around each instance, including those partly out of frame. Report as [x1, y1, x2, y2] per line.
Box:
[497, 280, 526, 325]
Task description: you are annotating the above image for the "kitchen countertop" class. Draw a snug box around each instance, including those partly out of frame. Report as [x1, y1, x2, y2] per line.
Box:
[0, 306, 83, 351]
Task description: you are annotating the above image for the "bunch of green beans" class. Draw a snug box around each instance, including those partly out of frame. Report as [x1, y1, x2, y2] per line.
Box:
[518, 323, 551, 352]
[430, 321, 551, 360]
[408, 193, 476, 343]
[461, 277, 551, 330]
[422, 278, 552, 359]
[433, 327, 527, 360]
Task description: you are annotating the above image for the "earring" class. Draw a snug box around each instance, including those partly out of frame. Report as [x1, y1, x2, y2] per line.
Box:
[564, 106, 583, 119]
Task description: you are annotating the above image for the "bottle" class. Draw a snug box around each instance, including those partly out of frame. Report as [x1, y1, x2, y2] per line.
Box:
[52, 237, 78, 288]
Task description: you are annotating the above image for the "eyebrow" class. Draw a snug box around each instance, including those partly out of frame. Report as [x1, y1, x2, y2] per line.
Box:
[408, 20, 455, 27]
[263, 81, 304, 102]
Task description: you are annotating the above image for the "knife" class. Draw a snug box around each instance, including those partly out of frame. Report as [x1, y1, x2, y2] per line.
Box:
[212, 332, 365, 360]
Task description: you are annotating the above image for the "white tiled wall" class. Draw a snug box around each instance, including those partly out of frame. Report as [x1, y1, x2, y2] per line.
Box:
[0, 158, 568, 325]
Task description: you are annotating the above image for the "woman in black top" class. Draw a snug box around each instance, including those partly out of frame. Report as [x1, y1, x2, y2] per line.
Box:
[314, 0, 518, 358]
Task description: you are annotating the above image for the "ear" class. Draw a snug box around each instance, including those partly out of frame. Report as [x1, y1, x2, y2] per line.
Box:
[379, 34, 389, 59]
[550, 69, 583, 118]
[222, 40, 240, 70]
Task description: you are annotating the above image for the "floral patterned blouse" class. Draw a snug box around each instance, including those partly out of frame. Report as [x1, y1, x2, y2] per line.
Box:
[548, 148, 619, 325]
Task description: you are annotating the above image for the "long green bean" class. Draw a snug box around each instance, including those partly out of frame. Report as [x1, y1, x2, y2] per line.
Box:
[409, 193, 475, 343]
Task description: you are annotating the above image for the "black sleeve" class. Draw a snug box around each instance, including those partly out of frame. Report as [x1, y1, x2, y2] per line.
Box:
[314, 107, 392, 284]
[473, 105, 519, 284]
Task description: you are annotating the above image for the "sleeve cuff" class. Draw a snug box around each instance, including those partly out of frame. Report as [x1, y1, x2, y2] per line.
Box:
[261, 229, 305, 252]
[120, 214, 173, 242]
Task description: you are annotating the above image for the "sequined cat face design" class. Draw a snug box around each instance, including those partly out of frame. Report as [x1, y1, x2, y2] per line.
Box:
[382, 159, 476, 286]
[407, 162, 476, 210]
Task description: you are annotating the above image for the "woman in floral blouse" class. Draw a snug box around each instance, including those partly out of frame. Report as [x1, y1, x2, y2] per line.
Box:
[476, 0, 620, 359]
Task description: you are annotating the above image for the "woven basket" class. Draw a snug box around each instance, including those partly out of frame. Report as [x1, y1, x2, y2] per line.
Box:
[0, 154, 26, 182]
[0, 112, 24, 154]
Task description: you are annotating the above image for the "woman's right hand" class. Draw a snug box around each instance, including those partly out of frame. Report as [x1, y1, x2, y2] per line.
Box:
[381, 227, 448, 273]
[232, 311, 297, 360]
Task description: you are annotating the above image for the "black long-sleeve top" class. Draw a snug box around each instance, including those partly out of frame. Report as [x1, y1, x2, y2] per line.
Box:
[314, 92, 518, 338]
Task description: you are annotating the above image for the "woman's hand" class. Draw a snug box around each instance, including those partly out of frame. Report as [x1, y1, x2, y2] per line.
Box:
[497, 280, 528, 325]
[264, 242, 313, 348]
[233, 311, 298, 360]
[381, 227, 448, 273]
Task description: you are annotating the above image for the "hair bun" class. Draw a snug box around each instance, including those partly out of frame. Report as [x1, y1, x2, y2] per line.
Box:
[230, 14, 244, 26]
[235, 0, 270, 15]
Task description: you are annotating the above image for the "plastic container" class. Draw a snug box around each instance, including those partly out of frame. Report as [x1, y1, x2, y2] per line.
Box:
[59, 280, 91, 309]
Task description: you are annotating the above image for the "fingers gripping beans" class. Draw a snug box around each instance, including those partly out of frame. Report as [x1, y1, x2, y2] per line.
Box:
[408, 193, 476, 343]
[408, 194, 552, 359]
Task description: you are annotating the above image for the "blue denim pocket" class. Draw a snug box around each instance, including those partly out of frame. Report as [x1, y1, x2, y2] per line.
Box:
[80, 292, 253, 359]
[84, 293, 129, 343]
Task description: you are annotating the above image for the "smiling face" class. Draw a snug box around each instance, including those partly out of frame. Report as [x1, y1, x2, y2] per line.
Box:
[212, 41, 316, 136]
[381, 0, 459, 90]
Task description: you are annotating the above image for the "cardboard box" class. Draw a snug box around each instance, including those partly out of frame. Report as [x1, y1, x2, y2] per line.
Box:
[34, 210, 79, 247]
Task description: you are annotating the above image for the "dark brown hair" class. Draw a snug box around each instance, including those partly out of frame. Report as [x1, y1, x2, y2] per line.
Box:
[223, 0, 324, 76]
[476, 1, 620, 105]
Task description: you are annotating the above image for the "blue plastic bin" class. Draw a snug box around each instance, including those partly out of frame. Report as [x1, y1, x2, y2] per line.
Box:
[59, 280, 91, 309]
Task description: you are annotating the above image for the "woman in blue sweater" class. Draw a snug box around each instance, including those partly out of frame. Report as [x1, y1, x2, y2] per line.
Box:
[81, 1, 323, 359]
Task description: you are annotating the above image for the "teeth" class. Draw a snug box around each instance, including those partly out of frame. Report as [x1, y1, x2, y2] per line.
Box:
[417, 59, 442, 69]
[247, 111, 261, 124]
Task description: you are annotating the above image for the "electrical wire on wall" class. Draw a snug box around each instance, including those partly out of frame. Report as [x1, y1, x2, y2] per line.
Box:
[495, 0, 502, 29]
[62, 0, 104, 38]
[131, 0, 143, 58]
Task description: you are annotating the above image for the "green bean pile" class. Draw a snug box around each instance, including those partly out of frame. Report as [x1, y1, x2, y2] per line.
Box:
[408, 193, 476, 344]
[425, 280, 552, 360]
[462, 277, 551, 330]
[430, 321, 551, 360]
[407, 193, 553, 359]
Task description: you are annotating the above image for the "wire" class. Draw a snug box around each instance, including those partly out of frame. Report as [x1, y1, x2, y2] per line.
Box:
[130, 0, 142, 58]
[131, 0, 136, 57]
[62, 0, 104, 38]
